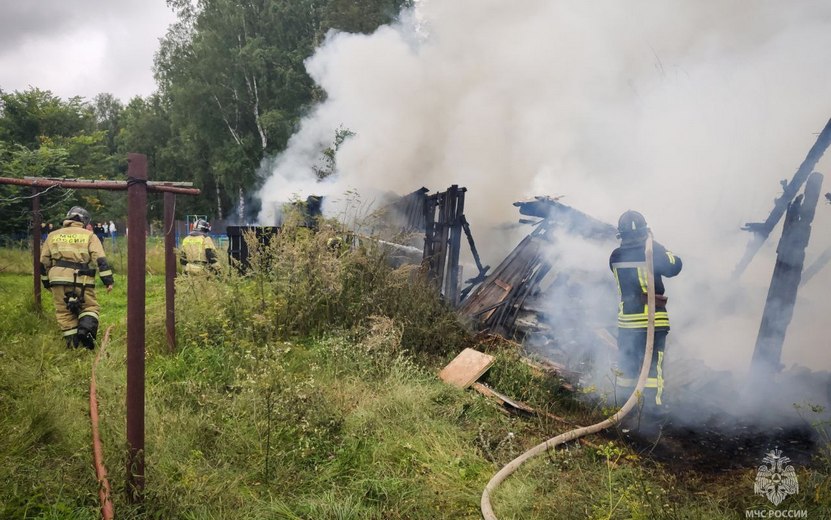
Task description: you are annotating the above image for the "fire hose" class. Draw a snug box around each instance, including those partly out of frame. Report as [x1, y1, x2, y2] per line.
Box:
[90, 326, 115, 520]
[481, 233, 657, 520]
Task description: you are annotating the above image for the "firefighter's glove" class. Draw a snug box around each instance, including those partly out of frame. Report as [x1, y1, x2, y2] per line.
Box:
[63, 292, 83, 315]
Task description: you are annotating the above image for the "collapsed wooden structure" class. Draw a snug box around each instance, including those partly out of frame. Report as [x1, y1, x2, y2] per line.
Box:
[751, 172, 825, 376]
[457, 196, 617, 341]
[379, 185, 488, 304]
[737, 118, 831, 378]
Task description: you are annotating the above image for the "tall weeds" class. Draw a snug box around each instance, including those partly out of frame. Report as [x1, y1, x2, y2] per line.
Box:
[175, 210, 467, 359]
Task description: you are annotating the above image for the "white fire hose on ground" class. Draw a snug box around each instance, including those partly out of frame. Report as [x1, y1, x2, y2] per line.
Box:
[481, 233, 657, 520]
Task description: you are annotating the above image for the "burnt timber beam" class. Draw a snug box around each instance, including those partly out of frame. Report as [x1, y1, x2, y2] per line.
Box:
[445, 186, 465, 305]
[459, 215, 490, 302]
[750, 171, 824, 376]
[513, 196, 617, 242]
[434, 191, 451, 287]
[421, 186, 467, 305]
[422, 193, 438, 270]
[734, 118, 831, 278]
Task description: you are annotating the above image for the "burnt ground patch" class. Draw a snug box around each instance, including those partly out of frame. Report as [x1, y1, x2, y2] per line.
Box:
[604, 406, 818, 476]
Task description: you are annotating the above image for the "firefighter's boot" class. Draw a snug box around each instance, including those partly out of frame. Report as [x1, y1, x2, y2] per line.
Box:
[64, 333, 79, 349]
[77, 314, 99, 350]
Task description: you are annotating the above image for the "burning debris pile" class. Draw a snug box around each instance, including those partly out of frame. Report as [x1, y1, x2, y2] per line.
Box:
[237, 115, 831, 470]
[457, 196, 617, 352]
[365, 120, 831, 469]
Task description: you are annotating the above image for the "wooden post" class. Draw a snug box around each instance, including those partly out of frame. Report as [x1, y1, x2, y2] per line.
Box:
[734, 119, 831, 278]
[164, 191, 176, 353]
[423, 194, 438, 268]
[434, 191, 451, 290]
[126, 153, 147, 502]
[751, 171, 824, 376]
[32, 187, 42, 312]
[446, 186, 466, 306]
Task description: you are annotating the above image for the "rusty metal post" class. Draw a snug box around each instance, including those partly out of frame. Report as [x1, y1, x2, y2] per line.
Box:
[126, 153, 147, 502]
[751, 171, 824, 377]
[32, 187, 42, 311]
[164, 192, 176, 353]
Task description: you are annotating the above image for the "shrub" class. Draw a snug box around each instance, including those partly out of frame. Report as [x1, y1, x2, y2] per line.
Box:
[175, 209, 468, 359]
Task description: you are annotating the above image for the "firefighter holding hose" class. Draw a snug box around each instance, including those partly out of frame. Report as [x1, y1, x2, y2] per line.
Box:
[180, 218, 219, 275]
[609, 210, 682, 409]
[40, 206, 114, 349]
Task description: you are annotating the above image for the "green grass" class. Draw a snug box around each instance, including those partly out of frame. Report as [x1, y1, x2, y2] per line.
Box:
[1, 234, 830, 519]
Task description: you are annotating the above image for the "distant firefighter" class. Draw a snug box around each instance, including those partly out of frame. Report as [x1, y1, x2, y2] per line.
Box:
[40, 206, 114, 349]
[609, 210, 682, 408]
[180, 218, 219, 275]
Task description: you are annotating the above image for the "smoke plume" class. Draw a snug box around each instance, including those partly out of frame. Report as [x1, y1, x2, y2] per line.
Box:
[256, 0, 831, 420]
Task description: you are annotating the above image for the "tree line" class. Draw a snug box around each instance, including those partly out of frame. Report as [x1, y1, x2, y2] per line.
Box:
[0, 0, 409, 235]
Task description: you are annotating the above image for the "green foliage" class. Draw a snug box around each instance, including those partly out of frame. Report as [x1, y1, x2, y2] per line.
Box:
[2, 243, 829, 518]
[1, 1, 411, 224]
[154, 0, 410, 217]
[0, 88, 122, 235]
[92, 93, 124, 155]
[314, 126, 356, 180]
[176, 210, 467, 357]
[0, 89, 94, 148]
[320, 0, 413, 36]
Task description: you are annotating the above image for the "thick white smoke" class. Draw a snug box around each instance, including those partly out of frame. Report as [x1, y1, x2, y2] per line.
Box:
[256, 0, 831, 380]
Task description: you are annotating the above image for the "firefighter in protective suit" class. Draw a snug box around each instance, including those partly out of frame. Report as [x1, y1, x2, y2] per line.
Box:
[609, 210, 682, 408]
[40, 206, 114, 349]
[180, 219, 219, 275]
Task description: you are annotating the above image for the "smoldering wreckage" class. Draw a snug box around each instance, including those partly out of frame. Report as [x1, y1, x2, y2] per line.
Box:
[230, 119, 831, 474]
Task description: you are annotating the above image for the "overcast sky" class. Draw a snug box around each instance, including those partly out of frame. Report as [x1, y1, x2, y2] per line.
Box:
[0, 0, 177, 102]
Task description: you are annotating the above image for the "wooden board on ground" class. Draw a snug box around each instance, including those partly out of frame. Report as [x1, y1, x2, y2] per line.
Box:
[469, 382, 599, 448]
[439, 348, 495, 389]
[470, 382, 535, 415]
[521, 357, 576, 391]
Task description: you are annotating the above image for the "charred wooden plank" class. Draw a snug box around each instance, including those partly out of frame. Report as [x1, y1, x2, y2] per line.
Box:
[734, 119, 831, 278]
[751, 172, 824, 376]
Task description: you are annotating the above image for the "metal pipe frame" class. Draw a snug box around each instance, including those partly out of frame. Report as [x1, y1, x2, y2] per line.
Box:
[0, 176, 199, 195]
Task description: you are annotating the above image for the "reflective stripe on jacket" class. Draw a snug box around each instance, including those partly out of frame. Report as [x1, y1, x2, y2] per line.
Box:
[609, 241, 682, 330]
[180, 233, 217, 265]
[40, 220, 113, 287]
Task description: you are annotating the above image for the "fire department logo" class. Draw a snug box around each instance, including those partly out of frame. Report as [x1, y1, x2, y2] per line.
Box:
[753, 448, 799, 506]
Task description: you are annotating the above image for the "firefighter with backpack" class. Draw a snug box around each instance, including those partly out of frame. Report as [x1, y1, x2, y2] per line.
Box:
[180, 218, 219, 275]
[40, 206, 114, 349]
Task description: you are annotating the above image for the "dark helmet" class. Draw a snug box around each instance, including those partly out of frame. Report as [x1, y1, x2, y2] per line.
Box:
[617, 210, 648, 239]
[194, 218, 211, 233]
[66, 206, 91, 226]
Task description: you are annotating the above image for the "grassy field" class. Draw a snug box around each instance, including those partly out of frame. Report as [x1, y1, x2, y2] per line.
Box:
[1, 231, 829, 519]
